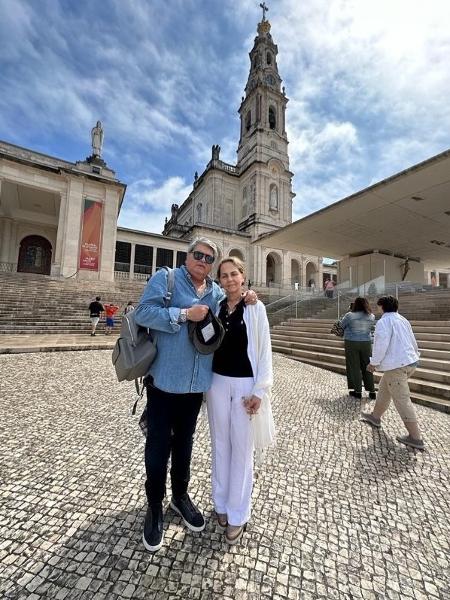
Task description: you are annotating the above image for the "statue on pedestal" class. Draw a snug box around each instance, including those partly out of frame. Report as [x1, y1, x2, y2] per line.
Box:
[91, 121, 104, 158]
[211, 144, 221, 160]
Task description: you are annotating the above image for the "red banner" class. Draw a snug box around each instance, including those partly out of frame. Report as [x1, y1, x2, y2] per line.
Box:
[79, 199, 102, 271]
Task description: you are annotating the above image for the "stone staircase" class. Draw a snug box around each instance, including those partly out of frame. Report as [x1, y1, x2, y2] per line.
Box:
[0, 272, 146, 334]
[271, 318, 450, 413]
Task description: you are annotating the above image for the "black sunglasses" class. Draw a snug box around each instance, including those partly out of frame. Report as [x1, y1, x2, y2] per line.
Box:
[192, 250, 215, 264]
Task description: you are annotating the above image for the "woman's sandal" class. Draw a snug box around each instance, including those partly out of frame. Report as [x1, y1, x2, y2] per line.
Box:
[216, 512, 228, 528]
[225, 523, 247, 545]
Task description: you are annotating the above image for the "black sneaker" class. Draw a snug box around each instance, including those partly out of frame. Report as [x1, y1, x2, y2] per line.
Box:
[369, 392, 377, 400]
[349, 391, 362, 399]
[170, 493, 205, 532]
[142, 503, 164, 552]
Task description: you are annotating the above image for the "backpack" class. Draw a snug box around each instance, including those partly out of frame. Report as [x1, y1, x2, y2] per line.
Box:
[111, 267, 175, 382]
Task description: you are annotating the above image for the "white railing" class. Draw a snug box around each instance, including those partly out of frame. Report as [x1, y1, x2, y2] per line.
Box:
[0, 262, 17, 272]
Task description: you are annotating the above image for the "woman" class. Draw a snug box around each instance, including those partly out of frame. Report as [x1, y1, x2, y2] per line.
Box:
[339, 296, 376, 399]
[206, 257, 275, 545]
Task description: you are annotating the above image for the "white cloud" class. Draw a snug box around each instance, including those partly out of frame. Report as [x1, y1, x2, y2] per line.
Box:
[1, 0, 450, 229]
[118, 176, 193, 234]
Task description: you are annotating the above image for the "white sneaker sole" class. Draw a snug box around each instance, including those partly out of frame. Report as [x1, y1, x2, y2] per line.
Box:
[142, 532, 163, 552]
[170, 501, 205, 532]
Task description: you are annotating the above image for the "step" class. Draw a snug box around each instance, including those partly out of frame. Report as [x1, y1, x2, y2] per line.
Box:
[273, 344, 450, 387]
[271, 336, 345, 352]
[272, 346, 344, 366]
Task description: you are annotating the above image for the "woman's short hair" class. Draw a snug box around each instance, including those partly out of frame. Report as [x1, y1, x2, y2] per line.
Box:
[187, 237, 220, 261]
[377, 295, 399, 313]
[352, 296, 371, 314]
[216, 256, 246, 278]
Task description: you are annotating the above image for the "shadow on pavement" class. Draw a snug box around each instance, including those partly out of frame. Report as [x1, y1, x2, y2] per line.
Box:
[4, 506, 231, 600]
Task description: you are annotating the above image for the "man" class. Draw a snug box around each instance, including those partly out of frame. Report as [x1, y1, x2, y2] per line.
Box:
[88, 296, 104, 336]
[134, 237, 256, 552]
[360, 295, 424, 450]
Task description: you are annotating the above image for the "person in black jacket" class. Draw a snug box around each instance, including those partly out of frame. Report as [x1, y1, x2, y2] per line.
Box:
[88, 296, 104, 336]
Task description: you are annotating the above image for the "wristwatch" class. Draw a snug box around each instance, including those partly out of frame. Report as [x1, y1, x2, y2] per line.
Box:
[179, 308, 188, 323]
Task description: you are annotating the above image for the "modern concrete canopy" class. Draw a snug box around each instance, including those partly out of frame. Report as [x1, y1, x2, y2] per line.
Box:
[263, 148, 450, 270]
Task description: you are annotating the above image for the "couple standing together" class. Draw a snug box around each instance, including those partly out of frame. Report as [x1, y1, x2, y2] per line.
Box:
[134, 237, 274, 552]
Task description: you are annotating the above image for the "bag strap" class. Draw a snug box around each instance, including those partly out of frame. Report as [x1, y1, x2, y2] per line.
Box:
[162, 266, 175, 308]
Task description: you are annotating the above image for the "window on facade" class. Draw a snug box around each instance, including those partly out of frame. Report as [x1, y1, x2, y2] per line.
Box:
[246, 111, 251, 132]
[156, 248, 174, 269]
[269, 106, 276, 130]
[134, 244, 153, 274]
[267, 52, 272, 65]
[176, 251, 187, 267]
[115, 241, 131, 271]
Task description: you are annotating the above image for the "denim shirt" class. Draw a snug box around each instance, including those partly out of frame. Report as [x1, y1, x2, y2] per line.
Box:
[340, 311, 375, 342]
[134, 265, 224, 394]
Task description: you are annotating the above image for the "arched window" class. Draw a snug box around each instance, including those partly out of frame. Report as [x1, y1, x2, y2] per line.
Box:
[245, 111, 251, 132]
[268, 106, 276, 130]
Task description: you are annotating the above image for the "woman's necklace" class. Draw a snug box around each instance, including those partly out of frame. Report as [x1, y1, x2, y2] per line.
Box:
[226, 298, 240, 315]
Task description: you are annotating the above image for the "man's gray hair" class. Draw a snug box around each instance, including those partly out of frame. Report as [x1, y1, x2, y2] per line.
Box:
[187, 237, 221, 262]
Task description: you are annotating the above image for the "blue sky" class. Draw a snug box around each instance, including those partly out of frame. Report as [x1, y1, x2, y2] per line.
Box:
[1, 0, 450, 234]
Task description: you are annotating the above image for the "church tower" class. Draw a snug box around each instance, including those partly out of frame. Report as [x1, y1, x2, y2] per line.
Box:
[237, 7, 294, 238]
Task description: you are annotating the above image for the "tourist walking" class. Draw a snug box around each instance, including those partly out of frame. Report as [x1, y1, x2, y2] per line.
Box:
[339, 297, 376, 399]
[88, 296, 104, 336]
[360, 295, 424, 450]
[206, 257, 275, 545]
[324, 279, 335, 298]
[134, 239, 257, 552]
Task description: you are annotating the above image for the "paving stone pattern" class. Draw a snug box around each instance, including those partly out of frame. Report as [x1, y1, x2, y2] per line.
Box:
[0, 351, 449, 600]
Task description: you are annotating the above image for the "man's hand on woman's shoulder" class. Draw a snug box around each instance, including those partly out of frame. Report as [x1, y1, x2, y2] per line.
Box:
[242, 290, 258, 305]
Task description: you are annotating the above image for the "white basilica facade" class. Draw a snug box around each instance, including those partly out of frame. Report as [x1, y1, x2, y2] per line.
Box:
[0, 16, 324, 292]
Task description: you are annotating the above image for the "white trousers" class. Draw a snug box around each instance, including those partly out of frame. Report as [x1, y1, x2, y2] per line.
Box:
[206, 373, 254, 526]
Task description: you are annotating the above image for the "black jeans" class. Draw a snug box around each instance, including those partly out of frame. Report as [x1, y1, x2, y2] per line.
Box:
[344, 340, 375, 393]
[145, 384, 203, 505]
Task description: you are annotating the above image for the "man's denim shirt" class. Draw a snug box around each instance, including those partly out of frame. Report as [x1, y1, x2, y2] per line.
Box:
[134, 265, 224, 394]
[340, 311, 375, 342]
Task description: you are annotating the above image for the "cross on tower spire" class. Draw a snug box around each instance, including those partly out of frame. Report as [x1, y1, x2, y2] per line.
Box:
[259, 2, 268, 21]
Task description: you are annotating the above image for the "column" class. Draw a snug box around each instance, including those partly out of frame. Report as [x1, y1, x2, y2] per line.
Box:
[52, 191, 67, 276]
[151, 245, 157, 275]
[129, 243, 136, 280]
[172, 250, 177, 269]
[99, 188, 120, 282]
[59, 179, 84, 277]
[0, 218, 13, 264]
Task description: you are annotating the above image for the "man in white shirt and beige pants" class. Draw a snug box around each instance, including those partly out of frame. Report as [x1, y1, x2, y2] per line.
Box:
[360, 295, 424, 450]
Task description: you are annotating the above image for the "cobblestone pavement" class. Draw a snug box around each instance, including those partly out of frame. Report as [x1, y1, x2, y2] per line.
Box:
[0, 351, 449, 600]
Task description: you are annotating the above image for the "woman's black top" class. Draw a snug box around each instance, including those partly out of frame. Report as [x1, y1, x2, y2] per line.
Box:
[212, 298, 254, 377]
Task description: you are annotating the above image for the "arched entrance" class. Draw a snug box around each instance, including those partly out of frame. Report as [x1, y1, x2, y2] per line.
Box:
[305, 261, 316, 287]
[266, 252, 282, 286]
[17, 235, 52, 275]
[229, 248, 245, 261]
[291, 259, 300, 286]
